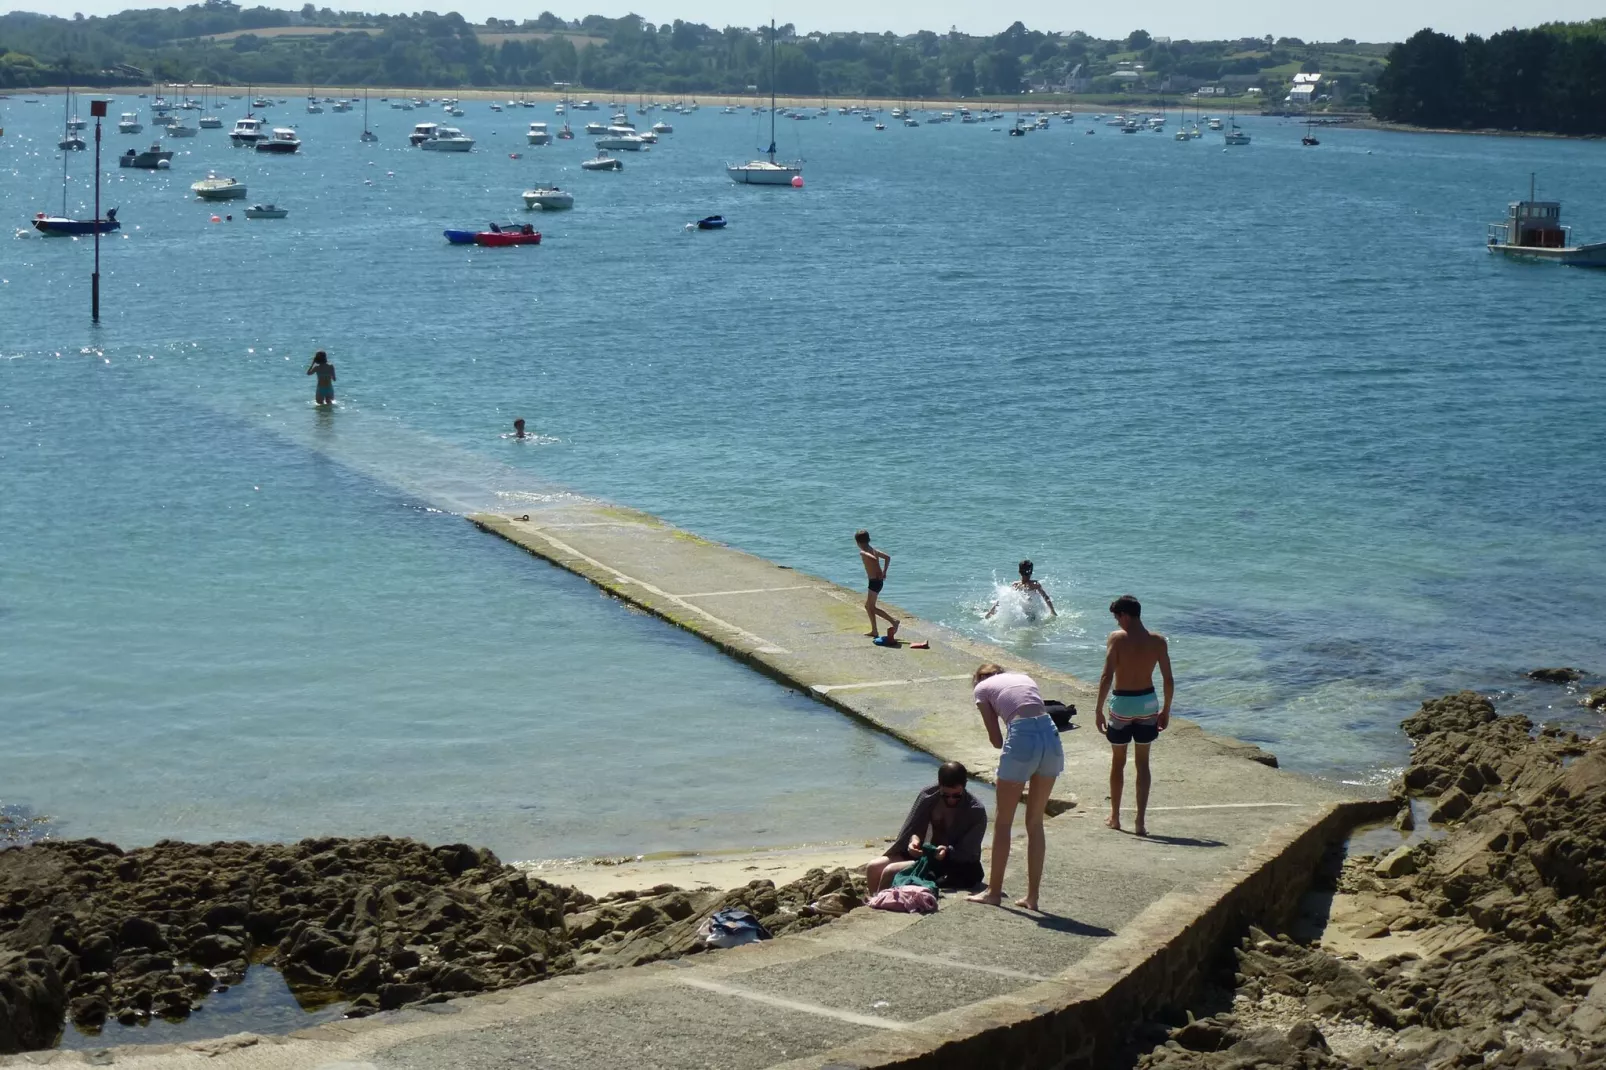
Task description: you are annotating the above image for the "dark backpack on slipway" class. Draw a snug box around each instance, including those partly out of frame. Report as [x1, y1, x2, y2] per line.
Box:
[1045, 700, 1077, 732]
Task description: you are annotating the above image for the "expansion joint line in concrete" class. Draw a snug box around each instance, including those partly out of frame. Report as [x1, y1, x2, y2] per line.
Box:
[854, 945, 1050, 982]
[511, 521, 791, 655]
[674, 976, 912, 1032]
[811, 675, 974, 695]
[679, 584, 823, 598]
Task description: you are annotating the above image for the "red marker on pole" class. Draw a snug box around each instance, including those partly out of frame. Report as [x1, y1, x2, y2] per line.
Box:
[90, 98, 108, 323]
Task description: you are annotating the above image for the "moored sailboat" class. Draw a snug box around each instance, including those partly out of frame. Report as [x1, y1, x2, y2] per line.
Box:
[727, 20, 802, 186]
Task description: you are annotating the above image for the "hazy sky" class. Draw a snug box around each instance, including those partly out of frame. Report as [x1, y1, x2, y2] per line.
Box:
[12, 0, 1603, 42]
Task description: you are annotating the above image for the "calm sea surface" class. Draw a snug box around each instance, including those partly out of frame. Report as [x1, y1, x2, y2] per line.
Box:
[3, 97, 1603, 859]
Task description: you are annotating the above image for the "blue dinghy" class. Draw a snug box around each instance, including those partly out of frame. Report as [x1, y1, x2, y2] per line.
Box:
[443, 229, 477, 245]
[696, 215, 727, 230]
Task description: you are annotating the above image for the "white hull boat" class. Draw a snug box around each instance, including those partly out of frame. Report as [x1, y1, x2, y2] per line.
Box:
[192, 175, 247, 200]
[420, 128, 474, 151]
[727, 159, 801, 185]
[1487, 178, 1606, 268]
[522, 187, 574, 210]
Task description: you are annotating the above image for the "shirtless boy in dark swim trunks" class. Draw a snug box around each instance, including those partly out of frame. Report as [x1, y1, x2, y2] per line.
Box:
[1094, 594, 1174, 837]
[855, 529, 899, 640]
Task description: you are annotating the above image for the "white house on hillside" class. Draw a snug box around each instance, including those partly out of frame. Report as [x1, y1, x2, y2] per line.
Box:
[1287, 71, 1321, 104]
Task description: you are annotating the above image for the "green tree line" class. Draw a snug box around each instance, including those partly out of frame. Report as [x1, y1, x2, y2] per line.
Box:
[3, 3, 1390, 103]
[1372, 21, 1606, 135]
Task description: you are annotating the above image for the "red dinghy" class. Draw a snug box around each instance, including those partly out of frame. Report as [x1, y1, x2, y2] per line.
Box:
[474, 228, 541, 246]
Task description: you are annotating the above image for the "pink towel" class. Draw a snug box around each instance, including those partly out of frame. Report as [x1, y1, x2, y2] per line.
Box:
[867, 886, 938, 913]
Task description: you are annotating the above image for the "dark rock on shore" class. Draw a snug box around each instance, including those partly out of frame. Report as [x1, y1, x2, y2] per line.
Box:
[0, 835, 867, 1055]
[1135, 689, 1606, 1069]
[1526, 667, 1584, 685]
[0, 836, 570, 1051]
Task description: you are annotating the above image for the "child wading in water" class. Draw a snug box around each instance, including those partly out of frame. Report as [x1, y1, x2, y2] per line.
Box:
[855, 529, 899, 640]
[306, 351, 336, 406]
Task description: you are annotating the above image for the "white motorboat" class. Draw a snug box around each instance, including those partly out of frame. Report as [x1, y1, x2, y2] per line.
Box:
[1487, 176, 1606, 268]
[117, 112, 143, 134]
[584, 121, 608, 135]
[595, 134, 648, 151]
[192, 174, 247, 200]
[522, 186, 574, 210]
[332, 100, 352, 112]
[1207, 117, 1223, 130]
[255, 127, 301, 153]
[244, 203, 289, 219]
[198, 114, 222, 129]
[580, 151, 623, 171]
[419, 126, 474, 151]
[66, 115, 85, 131]
[650, 120, 672, 134]
[409, 122, 440, 145]
[526, 122, 550, 145]
[573, 99, 598, 110]
[229, 116, 267, 146]
[306, 99, 323, 114]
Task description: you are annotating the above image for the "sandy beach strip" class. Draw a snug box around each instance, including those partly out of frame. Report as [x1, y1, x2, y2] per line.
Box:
[514, 840, 881, 897]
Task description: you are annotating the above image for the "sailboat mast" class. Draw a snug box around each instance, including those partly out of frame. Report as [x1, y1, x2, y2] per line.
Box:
[61, 88, 71, 215]
[768, 19, 777, 163]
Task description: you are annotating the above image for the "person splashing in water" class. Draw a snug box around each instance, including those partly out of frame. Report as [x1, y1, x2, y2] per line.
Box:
[985, 559, 1057, 620]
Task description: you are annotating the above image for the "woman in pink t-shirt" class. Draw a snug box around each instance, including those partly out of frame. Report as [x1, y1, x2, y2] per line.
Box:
[966, 663, 1064, 911]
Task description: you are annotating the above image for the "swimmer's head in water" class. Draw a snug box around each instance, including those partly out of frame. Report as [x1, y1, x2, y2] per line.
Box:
[513, 418, 525, 430]
[1018, 559, 1034, 578]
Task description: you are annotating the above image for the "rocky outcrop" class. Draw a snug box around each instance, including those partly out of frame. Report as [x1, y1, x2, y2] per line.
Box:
[1526, 667, 1584, 685]
[0, 836, 867, 1055]
[1137, 691, 1606, 1070]
[0, 837, 571, 1046]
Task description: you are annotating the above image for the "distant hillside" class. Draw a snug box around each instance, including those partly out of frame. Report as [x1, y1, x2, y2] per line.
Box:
[1371, 20, 1606, 136]
[3, 4, 1387, 105]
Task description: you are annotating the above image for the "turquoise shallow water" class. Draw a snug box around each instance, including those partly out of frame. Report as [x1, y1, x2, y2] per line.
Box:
[3, 98, 1604, 857]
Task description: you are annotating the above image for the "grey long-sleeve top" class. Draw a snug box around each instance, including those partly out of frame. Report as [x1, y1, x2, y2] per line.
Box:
[890, 786, 988, 864]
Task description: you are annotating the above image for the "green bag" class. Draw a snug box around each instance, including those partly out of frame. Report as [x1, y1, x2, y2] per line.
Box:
[891, 844, 940, 894]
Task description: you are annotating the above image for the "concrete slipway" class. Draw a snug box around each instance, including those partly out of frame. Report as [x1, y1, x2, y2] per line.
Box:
[20, 500, 1388, 1069]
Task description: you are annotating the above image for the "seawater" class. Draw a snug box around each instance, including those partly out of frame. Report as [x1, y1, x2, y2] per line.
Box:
[3, 100, 1604, 859]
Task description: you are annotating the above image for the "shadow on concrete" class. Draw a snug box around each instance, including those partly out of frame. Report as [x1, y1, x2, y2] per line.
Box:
[1011, 909, 1118, 937]
[1135, 833, 1228, 848]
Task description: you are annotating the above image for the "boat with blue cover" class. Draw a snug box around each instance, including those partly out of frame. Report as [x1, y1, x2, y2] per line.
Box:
[696, 215, 727, 230]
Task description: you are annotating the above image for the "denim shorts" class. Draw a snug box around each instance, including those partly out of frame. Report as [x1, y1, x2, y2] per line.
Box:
[997, 714, 1065, 783]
